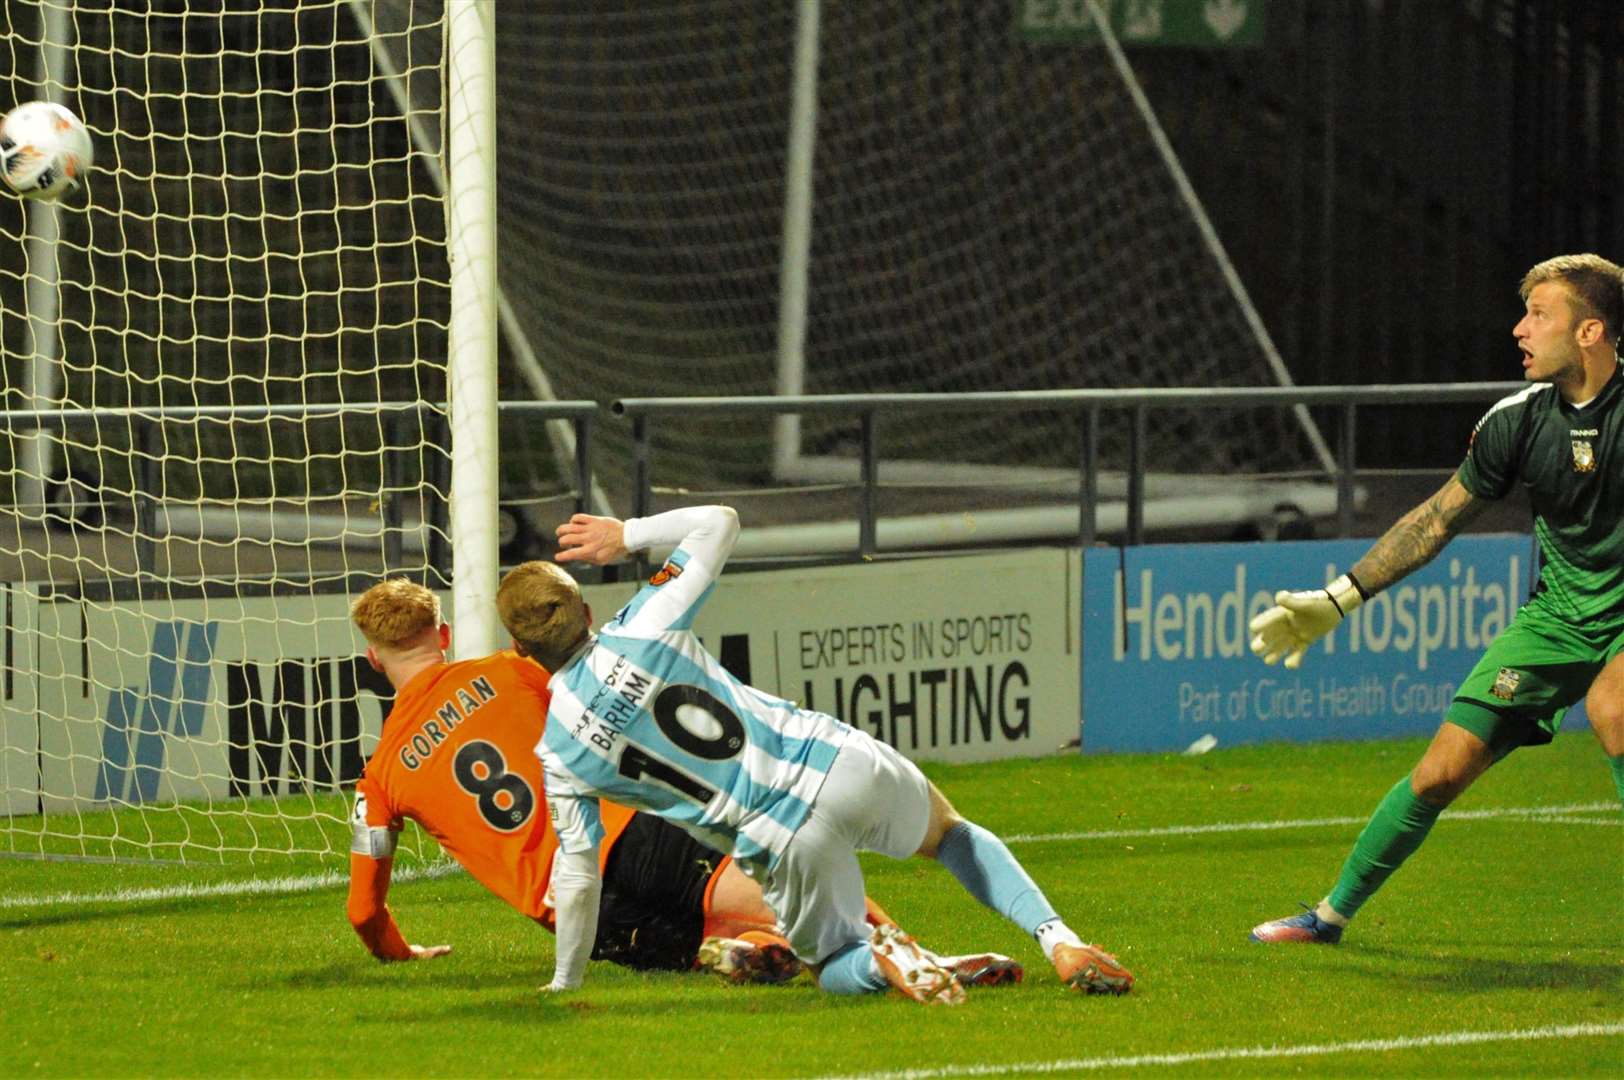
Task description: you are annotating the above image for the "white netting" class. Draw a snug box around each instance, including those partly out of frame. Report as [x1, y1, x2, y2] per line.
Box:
[0, 0, 450, 862]
[495, 1, 1322, 510]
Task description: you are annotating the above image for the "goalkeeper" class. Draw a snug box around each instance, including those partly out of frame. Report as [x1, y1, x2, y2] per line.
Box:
[1248, 253, 1624, 944]
[345, 578, 1020, 989]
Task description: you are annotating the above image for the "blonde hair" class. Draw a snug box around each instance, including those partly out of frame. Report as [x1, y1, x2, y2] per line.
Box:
[350, 578, 442, 649]
[1520, 253, 1624, 343]
[497, 561, 589, 660]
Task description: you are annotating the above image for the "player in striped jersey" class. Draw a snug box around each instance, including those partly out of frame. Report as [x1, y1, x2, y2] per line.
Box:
[498, 506, 1133, 1003]
[345, 578, 1016, 989]
[1248, 253, 1624, 944]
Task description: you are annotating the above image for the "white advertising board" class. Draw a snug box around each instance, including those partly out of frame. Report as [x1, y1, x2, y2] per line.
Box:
[1, 585, 40, 815]
[32, 593, 393, 811]
[583, 547, 1080, 764]
[16, 547, 1079, 812]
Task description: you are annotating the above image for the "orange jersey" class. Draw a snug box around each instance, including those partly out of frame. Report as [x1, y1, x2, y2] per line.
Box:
[354, 651, 635, 922]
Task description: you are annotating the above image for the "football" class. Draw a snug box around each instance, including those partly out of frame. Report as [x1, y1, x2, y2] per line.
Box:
[0, 101, 94, 202]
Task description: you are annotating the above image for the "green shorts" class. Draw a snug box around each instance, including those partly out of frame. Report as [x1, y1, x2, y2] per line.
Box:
[1447, 602, 1624, 757]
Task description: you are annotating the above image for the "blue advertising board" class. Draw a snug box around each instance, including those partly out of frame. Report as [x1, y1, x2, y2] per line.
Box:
[1080, 534, 1587, 752]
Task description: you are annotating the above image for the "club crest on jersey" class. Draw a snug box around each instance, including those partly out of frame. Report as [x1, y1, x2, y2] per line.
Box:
[1570, 439, 1595, 473]
[1490, 667, 1522, 701]
[649, 560, 683, 586]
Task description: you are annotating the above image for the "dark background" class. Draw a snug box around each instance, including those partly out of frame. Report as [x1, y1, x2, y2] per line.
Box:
[0, 0, 1619, 514]
[1137, 0, 1622, 463]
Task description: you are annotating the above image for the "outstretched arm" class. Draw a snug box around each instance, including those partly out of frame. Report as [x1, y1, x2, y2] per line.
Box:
[1250, 472, 1491, 669]
[347, 787, 450, 962]
[346, 851, 452, 962]
[558, 506, 740, 636]
[1350, 473, 1490, 593]
[555, 506, 739, 573]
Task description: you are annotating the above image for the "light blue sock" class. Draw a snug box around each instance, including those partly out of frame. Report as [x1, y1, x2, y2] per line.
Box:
[817, 941, 886, 995]
[935, 820, 1058, 935]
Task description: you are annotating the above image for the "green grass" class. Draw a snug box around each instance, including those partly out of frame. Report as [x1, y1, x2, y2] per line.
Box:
[3, 734, 1620, 1077]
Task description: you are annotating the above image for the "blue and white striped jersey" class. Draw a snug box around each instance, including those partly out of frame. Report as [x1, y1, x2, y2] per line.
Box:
[537, 506, 851, 872]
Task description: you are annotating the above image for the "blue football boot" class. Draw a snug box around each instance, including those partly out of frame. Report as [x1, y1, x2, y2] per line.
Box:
[1250, 903, 1344, 944]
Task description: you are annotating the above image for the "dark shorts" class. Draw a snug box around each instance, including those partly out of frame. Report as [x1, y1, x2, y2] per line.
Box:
[589, 812, 728, 972]
[1447, 603, 1624, 756]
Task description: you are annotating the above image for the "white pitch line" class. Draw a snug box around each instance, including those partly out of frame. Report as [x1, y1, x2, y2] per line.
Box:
[814, 1021, 1624, 1080]
[8, 803, 1613, 910]
[0, 859, 464, 911]
[1004, 801, 1617, 844]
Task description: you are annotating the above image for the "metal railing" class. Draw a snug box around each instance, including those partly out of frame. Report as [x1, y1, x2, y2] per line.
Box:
[4, 386, 1531, 577]
[613, 384, 1525, 555]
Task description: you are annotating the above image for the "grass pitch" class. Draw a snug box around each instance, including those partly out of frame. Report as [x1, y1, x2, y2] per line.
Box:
[3, 733, 1619, 1078]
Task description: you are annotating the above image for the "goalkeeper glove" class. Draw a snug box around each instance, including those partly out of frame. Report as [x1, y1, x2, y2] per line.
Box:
[1248, 574, 1367, 670]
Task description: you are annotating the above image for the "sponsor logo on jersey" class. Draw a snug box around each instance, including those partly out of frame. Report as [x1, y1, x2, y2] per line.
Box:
[1571, 439, 1596, 473]
[1490, 667, 1522, 701]
[649, 561, 683, 586]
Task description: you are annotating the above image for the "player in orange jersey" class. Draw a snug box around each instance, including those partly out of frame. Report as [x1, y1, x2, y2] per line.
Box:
[345, 578, 1021, 990]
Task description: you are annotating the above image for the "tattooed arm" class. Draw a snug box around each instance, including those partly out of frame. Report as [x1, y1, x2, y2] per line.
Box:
[1251, 471, 1495, 669]
[1350, 472, 1492, 596]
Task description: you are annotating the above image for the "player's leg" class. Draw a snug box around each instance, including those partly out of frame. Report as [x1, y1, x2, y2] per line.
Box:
[1254, 611, 1600, 943]
[1329, 718, 1494, 911]
[702, 860, 779, 941]
[585, 811, 793, 982]
[916, 781, 1130, 993]
[701, 848, 896, 957]
[770, 740, 962, 1003]
[693, 859, 802, 984]
[765, 817, 961, 1003]
[820, 734, 1024, 988]
[1584, 648, 1624, 807]
[585, 812, 713, 973]
[1250, 716, 1497, 944]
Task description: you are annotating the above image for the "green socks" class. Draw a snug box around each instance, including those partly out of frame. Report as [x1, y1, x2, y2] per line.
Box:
[1326, 777, 1443, 921]
[1609, 754, 1624, 809]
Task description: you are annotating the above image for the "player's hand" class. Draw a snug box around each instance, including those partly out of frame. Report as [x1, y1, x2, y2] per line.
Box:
[1248, 575, 1365, 670]
[408, 944, 452, 960]
[555, 514, 629, 565]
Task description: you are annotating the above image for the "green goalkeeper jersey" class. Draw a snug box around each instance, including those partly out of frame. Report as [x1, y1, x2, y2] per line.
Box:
[1457, 366, 1624, 631]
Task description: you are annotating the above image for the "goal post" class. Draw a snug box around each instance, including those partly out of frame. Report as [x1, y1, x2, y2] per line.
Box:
[0, 0, 502, 865]
[13, 0, 71, 524]
[445, 0, 501, 659]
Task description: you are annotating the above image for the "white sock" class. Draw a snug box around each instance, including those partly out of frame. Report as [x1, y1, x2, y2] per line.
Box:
[1315, 897, 1350, 927]
[1034, 918, 1083, 962]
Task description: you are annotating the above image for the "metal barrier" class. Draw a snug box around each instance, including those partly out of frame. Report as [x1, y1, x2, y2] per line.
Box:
[4, 386, 1532, 574]
[613, 384, 1525, 555]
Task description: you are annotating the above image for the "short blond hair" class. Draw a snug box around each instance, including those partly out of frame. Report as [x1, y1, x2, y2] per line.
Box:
[497, 562, 589, 659]
[1520, 253, 1624, 343]
[350, 578, 442, 649]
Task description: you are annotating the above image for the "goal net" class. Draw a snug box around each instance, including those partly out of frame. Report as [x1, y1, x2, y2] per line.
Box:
[494, 1, 1327, 521]
[0, 0, 455, 864]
